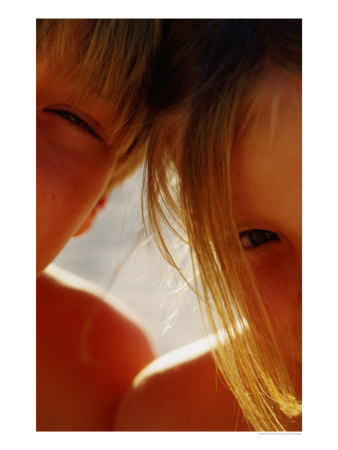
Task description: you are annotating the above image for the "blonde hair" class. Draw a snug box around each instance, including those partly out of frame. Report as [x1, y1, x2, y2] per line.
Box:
[37, 19, 162, 188]
[145, 19, 302, 431]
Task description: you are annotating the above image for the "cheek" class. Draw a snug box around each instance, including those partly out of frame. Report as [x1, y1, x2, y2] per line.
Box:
[247, 246, 301, 330]
[37, 160, 95, 239]
[36, 131, 116, 274]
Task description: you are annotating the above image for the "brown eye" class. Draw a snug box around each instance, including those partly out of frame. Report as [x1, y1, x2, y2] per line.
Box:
[43, 108, 103, 142]
[239, 230, 280, 249]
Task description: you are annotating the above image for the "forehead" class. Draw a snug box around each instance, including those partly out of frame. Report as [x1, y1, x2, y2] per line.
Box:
[231, 71, 302, 230]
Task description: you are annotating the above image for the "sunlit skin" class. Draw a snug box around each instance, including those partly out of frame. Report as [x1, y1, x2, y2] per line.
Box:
[114, 70, 302, 431]
[232, 70, 302, 364]
[36, 60, 155, 431]
[37, 60, 120, 276]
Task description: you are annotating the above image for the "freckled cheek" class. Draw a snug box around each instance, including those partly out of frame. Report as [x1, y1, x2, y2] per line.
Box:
[37, 165, 93, 232]
[37, 131, 115, 217]
[36, 138, 115, 272]
[37, 166, 90, 269]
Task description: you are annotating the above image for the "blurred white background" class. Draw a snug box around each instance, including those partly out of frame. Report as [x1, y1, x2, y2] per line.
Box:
[54, 168, 206, 356]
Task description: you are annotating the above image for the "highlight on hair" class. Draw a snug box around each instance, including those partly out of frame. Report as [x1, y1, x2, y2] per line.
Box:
[37, 19, 162, 187]
[145, 19, 302, 431]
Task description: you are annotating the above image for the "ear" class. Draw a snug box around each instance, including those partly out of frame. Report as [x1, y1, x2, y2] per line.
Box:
[73, 196, 107, 237]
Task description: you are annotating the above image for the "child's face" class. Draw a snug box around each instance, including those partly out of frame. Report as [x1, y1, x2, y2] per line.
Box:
[37, 61, 120, 275]
[231, 71, 302, 360]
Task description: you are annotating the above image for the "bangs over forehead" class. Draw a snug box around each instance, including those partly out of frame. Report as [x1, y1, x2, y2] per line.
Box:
[37, 19, 161, 147]
[236, 67, 301, 145]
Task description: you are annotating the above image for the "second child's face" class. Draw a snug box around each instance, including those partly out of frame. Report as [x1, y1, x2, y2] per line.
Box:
[231, 70, 302, 360]
[37, 61, 120, 275]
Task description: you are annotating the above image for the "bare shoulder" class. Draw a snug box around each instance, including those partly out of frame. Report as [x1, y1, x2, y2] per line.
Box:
[37, 265, 155, 431]
[114, 336, 249, 431]
[37, 264, 155, 361]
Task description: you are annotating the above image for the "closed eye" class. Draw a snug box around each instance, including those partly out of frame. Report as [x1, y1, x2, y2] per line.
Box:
[239, 229, 280, 250]
[43, 108, 103, 142]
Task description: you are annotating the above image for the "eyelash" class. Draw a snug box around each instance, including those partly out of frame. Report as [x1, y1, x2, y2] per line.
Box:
[43, 108, 103, 142]
[239, 229, 280, 250]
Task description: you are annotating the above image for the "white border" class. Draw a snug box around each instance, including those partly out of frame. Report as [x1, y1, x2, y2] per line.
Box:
[2, 1, 337, 448]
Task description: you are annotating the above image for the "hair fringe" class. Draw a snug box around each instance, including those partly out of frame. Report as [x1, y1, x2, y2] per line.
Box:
[37, 19, 162, 187]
